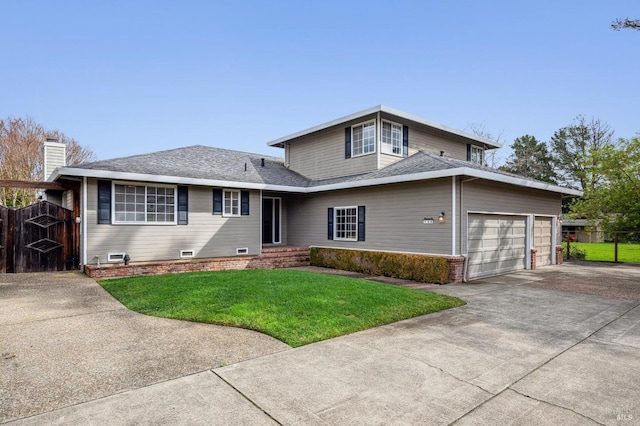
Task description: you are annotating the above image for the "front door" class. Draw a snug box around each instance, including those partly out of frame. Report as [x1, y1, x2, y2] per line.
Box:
[262, 198, 281, 244]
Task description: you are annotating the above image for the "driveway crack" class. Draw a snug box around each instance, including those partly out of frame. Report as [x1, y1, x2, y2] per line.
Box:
[508, 388, 605, 425]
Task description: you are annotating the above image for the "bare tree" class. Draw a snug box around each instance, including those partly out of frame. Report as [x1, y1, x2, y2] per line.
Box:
[465, 122, 505, 168]
[0, 116, 95, 207]
[611, 18, 640, 31]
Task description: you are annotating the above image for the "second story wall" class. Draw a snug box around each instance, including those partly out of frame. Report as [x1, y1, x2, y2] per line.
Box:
[285, 111, 488, 180]
[286, 114, 379, 180]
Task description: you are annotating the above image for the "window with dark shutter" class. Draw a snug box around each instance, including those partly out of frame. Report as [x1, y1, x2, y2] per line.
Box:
[402, 125, 409, 157]
[327, 207, 334, 240]
[344, 127, 351, 159]
[241, 191, 250, 215]
[212, 189, 222, 214]
[357, 205, 365, 241]
[97, 180, 111, 224]
[466, 144, 471, 161]
[177, 186, 188, 225]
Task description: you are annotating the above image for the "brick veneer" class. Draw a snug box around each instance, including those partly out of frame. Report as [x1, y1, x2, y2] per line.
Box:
[530, 248, 538, 270]
[85, 247, 311, 279]
[446, 256, 465, 284]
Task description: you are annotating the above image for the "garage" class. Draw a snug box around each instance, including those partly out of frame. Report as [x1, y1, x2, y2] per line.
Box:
[534, 216, 553, 267]
[467, 214, 527, 279]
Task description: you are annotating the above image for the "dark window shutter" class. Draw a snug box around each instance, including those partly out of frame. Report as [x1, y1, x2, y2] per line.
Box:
[357, 206, 366, 241]
[402, 125, 409, 157]
[241, 191, 250, 215]
[97, 180, 111, 224]
[177, 186, 188, 225]
[466, 144, 471, 161]
[345, 127, 352, 159]
[327, 207, 334, 240]
[212, 189, 222, 214]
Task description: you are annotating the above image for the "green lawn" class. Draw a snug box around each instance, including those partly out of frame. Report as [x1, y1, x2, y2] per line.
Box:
[563, 241, 640, 263]
[100, 269, 464, 347]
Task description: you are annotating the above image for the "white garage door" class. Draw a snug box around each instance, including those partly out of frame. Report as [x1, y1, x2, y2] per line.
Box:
[534, 217, 553, 267]
[468, 214, 527, 279]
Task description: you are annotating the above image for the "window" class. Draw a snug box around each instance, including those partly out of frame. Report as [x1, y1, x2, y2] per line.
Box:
[224, 190, 240, 216]
[381, 121, 402, 155]
[470, 145, 484, 165]
[113, 183, 176, 224]
[352, 121, 376, 157]
[335, 206, 358, 241]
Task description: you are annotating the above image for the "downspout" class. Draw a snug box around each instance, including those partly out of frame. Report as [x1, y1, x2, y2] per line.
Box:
[82, 176, 88, 269]
[259, 189, 263, 253]
[376, 111, 381, 169]
[460, 177, 479, 282]
[451, 176, 456, 256]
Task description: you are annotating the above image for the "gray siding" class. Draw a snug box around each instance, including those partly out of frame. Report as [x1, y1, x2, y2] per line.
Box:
[408, 128, 468, 161]
[460, 180, 561, 254]
[44, 143, 65, 180]
[287, 124, 378, 180]
[287, 179, 453, 255]
[86, 179, 260, 264]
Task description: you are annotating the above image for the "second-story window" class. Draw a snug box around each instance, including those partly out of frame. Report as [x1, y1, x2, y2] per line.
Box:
[352, 121, 376, 156]
[470, 145, 484, 165]
[381, 121, 402, 155]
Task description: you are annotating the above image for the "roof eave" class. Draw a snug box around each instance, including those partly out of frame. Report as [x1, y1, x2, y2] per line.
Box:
[266, 105, 502, 149]
[53, 165, 581, 196]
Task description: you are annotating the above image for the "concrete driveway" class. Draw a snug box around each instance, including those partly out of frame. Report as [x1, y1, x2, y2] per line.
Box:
[0, 272, 289, 424]
[4, 263, 640, 425]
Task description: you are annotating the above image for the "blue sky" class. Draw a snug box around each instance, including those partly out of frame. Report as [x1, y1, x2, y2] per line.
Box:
[1, 1, 638, 164]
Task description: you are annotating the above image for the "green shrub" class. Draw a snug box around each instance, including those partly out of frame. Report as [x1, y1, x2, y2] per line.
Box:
[565, 245, 587, 260]
[310, 247, 451, 284]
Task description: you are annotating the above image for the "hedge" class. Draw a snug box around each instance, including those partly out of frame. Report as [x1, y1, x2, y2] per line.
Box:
[310, 247, 451, 284]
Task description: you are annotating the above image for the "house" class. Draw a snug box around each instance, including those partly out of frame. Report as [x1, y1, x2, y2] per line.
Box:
[561, 216, 605, 243]
[46, 105, 582, 281]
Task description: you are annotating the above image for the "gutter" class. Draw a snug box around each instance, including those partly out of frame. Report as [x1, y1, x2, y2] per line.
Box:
[50, 166, 583, 197]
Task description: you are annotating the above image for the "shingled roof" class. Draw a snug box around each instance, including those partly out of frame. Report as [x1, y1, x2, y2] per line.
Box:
[55, 145, 581, 196]
[68, 145, 310, 187]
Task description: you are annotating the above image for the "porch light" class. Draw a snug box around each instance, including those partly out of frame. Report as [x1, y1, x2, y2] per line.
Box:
[438, 212, 446, 223]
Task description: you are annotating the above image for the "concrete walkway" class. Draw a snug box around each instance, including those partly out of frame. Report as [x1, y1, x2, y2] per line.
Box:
[4, 263, 640, 425]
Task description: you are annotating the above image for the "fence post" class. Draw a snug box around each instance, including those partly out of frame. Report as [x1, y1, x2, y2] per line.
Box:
[614, 232, 619, 263]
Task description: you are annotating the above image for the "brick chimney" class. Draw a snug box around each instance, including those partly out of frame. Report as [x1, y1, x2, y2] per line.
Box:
[43, 138, 66, 180]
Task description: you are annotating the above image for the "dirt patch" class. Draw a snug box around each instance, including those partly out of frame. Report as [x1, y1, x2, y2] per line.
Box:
[527, 275, 640, 300]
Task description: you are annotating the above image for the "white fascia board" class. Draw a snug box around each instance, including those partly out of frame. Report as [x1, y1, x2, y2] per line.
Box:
[306, 168, 582, 195]
[50, 167, 306, 193]
[266, 105, 501, 149]
[52, 166, 582, 196]
[458, 168, 583, 196]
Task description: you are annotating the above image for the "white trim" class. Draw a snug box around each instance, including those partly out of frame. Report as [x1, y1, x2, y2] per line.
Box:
[266, 105, 501, 149]
[52, 165, 583, 197]
[107, 252, 126, 262]
[222, 189, 241, 217]
[259, 189, 263, 251]
[82, 176, 88, 268]
[470, 145, 484, 165]
[180, 249, 195, 258]
[380, 119, 404, 156]
[263, 196, 282, 244]
[350, 120, 376, 158]
[451, 177, 456, 256]
[526, 215, 533, 269]
[333, 205, 358, 241]
[112, 181, 178, 225]
[376, 112, 381, 169]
